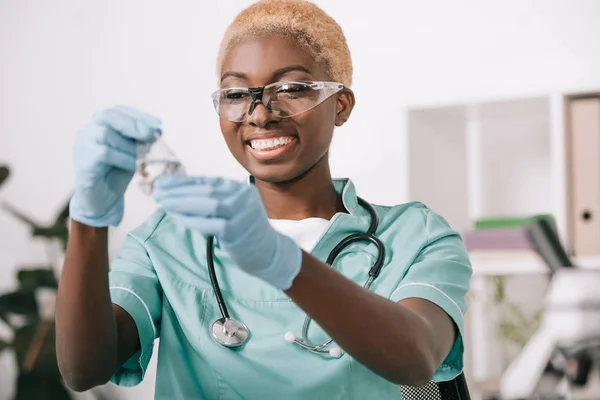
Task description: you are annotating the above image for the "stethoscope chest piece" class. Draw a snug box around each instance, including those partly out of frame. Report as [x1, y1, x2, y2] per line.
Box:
[211, 317, 250, 348]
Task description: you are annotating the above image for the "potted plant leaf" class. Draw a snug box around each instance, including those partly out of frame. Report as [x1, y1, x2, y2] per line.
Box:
[0, 164, 101, 399]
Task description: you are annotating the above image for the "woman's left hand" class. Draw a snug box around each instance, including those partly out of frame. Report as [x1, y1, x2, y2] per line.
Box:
[152, 175, 302, 290]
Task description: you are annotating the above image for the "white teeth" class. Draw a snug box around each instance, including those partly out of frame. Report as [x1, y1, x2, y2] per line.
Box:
[249, 136, 294, 150]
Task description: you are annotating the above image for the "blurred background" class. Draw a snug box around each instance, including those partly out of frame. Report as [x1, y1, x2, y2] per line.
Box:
[1, 0, 600, 399]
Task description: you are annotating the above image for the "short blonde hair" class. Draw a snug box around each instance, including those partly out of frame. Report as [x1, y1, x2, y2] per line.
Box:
[217, 0, 353, 87]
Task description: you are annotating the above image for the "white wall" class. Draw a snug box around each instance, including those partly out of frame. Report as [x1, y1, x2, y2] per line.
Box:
[1, 0, 600, 398]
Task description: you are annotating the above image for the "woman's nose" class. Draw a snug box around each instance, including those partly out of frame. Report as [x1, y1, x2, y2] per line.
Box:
[246, 101, 278, 127]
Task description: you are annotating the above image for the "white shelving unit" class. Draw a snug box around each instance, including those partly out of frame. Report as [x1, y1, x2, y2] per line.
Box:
[408, 95, 559, 241]
[407, 90, 600, 256]
[406, 89, 600, 398]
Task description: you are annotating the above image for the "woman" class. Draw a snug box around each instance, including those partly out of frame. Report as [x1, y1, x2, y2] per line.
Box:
[56, 1, 472, 399]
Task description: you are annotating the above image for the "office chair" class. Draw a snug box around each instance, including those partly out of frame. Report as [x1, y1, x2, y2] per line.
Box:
[400, 372, 471, 400]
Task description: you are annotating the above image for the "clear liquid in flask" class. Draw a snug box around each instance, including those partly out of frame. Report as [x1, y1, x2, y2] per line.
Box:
[136, 133, 186, 195]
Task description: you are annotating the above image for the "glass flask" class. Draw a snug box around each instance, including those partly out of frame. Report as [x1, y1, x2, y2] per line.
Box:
[136, 132, 186, 194]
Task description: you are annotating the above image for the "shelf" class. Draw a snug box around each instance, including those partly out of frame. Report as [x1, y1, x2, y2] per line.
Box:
[407, 96, 555, 236]
[470, 253, 600, 276]
[407, 90, 600, 277]
[474, 97, 553, 219]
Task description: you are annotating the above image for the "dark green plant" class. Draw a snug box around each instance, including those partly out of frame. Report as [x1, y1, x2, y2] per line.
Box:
[0, 164, 74, 399]
[1, 200, 70, 252]
[0, 269, 71, 400]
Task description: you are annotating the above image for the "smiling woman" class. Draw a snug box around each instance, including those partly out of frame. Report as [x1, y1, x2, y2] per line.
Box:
[56, 1, 472, 399]
[216, 34, 354, 183]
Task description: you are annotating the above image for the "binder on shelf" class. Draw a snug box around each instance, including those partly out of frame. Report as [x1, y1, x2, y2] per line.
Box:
[464, 228, 534, 251]
[464, 219, 543, 270]
[466, 218, 574, 275]
[567, 96, 600, 256]
[474, 214, 555, 230]
[465, 215, 556, 252]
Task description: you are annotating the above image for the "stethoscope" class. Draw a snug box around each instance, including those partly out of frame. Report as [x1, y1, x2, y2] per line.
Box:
[206, 197, 386, 358]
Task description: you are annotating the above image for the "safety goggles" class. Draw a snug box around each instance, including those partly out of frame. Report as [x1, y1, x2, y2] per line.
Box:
[211, 81, 344, 123]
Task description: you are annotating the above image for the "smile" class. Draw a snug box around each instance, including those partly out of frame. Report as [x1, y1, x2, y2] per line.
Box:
[249, 136, 295, 150]
[246, 136, 297, 161]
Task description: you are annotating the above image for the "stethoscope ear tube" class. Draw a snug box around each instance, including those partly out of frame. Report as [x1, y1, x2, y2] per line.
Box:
[284, 331, 343, 358]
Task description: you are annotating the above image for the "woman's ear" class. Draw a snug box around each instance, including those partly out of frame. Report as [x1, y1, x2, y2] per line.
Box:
[335, 88, 355, 127]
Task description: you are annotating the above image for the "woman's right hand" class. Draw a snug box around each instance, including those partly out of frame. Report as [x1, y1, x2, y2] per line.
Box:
[69, 106, 161, 227]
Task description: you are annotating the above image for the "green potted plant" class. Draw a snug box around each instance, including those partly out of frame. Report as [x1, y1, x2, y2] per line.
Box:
[0, 268, 69, 400]
[0, 164, 112, 400]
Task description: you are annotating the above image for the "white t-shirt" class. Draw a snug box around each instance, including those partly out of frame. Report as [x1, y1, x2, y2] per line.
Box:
[269, 217, 332, 253]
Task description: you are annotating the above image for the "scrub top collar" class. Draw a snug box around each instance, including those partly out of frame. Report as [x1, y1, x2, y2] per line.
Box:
[247, 175, 372, 221]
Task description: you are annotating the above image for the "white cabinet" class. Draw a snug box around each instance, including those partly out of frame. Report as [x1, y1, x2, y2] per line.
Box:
[406, 90, 600, 398]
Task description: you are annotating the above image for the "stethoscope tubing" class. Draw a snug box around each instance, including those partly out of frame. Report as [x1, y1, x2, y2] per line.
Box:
[207, 236, 230, 320]
[207, 197, 385, 354]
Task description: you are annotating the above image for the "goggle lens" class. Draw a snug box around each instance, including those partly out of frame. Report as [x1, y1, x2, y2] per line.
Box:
[212, 81, 344, 122]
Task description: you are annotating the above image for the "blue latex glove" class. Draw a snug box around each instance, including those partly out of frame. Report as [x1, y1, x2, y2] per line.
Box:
[153, 176, 303, 290]
[70, 106, 162, 227]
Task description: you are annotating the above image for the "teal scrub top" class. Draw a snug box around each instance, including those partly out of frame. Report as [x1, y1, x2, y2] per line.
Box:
[108, 179, 472, 400]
